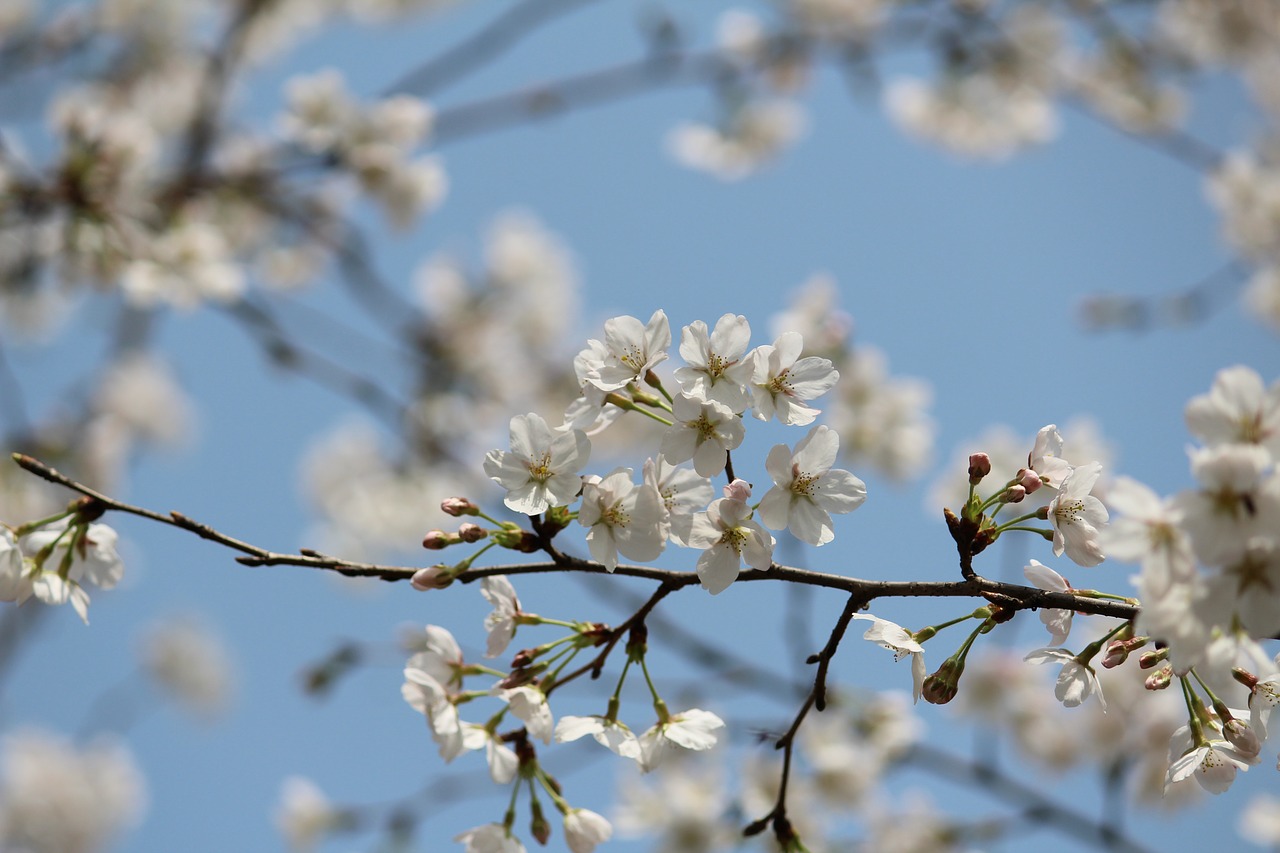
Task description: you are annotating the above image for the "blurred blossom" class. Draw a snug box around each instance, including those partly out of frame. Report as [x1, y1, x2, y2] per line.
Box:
[886, 73, 1057, 160]
[275, 776, 340, 852]
[139, 615, 235, 718]
[0, 728, 145, 853]
[825, 344, 934, 482]
[667, 99, 806, 180]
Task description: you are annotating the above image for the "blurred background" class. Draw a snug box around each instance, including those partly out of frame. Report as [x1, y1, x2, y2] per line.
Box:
[0, 0, 1278, 850]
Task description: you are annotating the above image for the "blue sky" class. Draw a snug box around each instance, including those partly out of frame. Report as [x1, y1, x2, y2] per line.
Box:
[3, 1, 1280, 851]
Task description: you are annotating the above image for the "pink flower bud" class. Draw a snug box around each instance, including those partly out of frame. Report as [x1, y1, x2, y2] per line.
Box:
[1101, 640, 1129, 669]
[723, 479, 752, 501]
[441, 497, 479, 517]
[410, 565, 452, 591]
[422, 530, 452, 550]
[1144, 663, 1173, 690]
[1018, 469, 1042, 494]
[968, 452, 991, 483]
[457, 522, 486, 543]
[1225, 718, 1261, 756]
[1004, 484, 1027, 503]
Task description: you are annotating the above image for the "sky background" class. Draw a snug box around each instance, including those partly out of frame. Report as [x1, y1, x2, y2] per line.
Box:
[3, 0, 1280, 851]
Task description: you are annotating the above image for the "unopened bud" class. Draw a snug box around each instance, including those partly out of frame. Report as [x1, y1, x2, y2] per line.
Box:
[921, 658, 964, 705]
[1224, 718, 1262, 756]
[1102, 641, 1129, 669]
[410, 565, 455, 591]
[458, 522, 486, 543]
[422, 530, 452, 550]
[1018, 469, 1042, 495]
[968, 453, 992, 484]
[1144, 663, 1173, 690]
[1138, 647, 1168, 669]
[441, 497, 479, 517]
[1004, 484, 1027, 503]
[723, 479, 752, 501]
[530, 800, 551, 845]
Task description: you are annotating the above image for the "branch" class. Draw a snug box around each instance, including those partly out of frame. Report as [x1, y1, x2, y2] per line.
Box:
[382, 0, 602, 97]
[9, 452, 1141, 619]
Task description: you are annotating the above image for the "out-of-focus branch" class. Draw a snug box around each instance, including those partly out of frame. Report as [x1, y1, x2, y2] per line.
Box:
[900, 743, 1156, 853]
[383, 0, 602, 97]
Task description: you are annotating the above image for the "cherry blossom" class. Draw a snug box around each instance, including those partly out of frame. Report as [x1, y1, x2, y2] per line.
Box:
[1165, 729, 1258, 795]
[637, 708, 725, 772]
[674, 314, 754, 410]
[642, 455, 714, 547]
[483, 413, 590, 516]
[1185, 365, 1280, 456]
[553, 715, 642, 761]
[1047, 462, 1108, 567]
[577, 468, 667, 571]
[480, 576, 524, 659]
[686, 497, 774, 594]
[1023, 560, 1074, 646]
[454, 822, 526, 853]
[1024, 647, 1106, 711]
[758, 425, 867, 546]
[563, 808, 612, 853]
[851, 614, 927, 703]
[496, 685, 554, 744]
[748, 331, 838, 426]
[659, 395, 745, 478]
[1101, 476, 1195, 597]
[1026, 424, 1073, 492]
[580, 310, 671, 392]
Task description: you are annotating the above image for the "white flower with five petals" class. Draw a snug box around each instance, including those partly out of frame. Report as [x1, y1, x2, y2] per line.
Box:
[758, 425, 866, 546]
[483, 413, 590, 515]
[1047, 462, 1108, 567]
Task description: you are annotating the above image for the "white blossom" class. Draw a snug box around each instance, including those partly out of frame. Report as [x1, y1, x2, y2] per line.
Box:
[758, 425, 867, 546]
[1047, 462, 1108, 567]
[674, 314, 754, 410]
[851, 614, 927, 703]
[483, 413, 590, 515]
[480, 575, 523, 659]
[637, 708, 725, 772]
[454, 823, 526, 853]
[553, 715, 641, 761]
[1025, 647, 1107, 711]
[686, 497, 774, 594]
[563, 808, 612, 853]
[578, 468, 667, 570]
[659, 394, 745, 478]
[748, 331, 838, 425]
